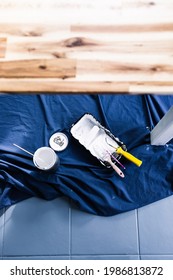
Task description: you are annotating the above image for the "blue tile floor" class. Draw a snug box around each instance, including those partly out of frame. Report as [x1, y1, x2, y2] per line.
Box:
[1, 195, 173, 260]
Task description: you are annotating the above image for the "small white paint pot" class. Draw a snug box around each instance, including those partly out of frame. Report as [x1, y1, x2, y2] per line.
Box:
[33, 147, 59, 171]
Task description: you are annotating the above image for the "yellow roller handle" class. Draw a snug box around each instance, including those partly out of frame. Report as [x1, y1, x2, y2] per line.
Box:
[116, 147, 142, 167]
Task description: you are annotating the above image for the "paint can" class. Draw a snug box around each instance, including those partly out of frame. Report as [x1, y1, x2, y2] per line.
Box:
[33, 147, 59, 171]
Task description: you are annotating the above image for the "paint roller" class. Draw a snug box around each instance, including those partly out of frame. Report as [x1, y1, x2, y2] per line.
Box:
[106, 137, 142, 167]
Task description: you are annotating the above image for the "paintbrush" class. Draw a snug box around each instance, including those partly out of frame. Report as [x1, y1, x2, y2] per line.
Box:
[93, 145, 124, 178]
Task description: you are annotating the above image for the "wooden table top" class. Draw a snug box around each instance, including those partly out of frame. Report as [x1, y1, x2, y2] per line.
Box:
[0, 0, 173, 93]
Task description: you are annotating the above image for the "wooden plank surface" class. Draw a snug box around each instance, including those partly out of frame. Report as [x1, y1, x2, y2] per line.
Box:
[0, 0, 173, 93]
[0, 38, 6, 58]
[0, 59, 76, 78]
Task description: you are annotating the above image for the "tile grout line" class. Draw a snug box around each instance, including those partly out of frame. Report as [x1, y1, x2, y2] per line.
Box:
[69, 200, 72, 260]
[136, 209, 141, 260]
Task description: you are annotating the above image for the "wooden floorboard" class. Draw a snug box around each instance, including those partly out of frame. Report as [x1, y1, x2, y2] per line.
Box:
[0, 0, 173, 93]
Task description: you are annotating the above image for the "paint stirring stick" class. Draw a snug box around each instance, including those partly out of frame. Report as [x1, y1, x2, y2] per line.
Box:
[13, 143, 34, 157]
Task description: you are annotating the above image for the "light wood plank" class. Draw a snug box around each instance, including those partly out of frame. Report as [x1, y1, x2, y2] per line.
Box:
[0, 79, 173, 93]
[71, 23, 173, 33]
[0, 59, 76, 78]
[0, 79, 129, 93]
[0, 23, 70, 37]
[0, 38, 7, 58]
[6, 37, 173, 55]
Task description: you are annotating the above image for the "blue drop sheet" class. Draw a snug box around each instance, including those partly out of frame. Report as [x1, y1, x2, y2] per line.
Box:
[0, 94, 173, 216]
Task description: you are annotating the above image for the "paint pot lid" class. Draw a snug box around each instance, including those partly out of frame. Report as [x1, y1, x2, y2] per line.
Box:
[49, 132, 69, 151]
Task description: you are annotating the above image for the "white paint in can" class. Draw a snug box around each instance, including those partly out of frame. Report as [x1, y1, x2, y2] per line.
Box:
[33, 147, 59, 171]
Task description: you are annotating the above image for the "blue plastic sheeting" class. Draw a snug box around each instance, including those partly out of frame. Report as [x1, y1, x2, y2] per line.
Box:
[0, 94, 173, 216]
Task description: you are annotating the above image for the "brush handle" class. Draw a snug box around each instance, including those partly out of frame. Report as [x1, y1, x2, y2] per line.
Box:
[108, 152, 126, 169]
[116, 147, 142, 167]
[106, 158, 124, 178]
